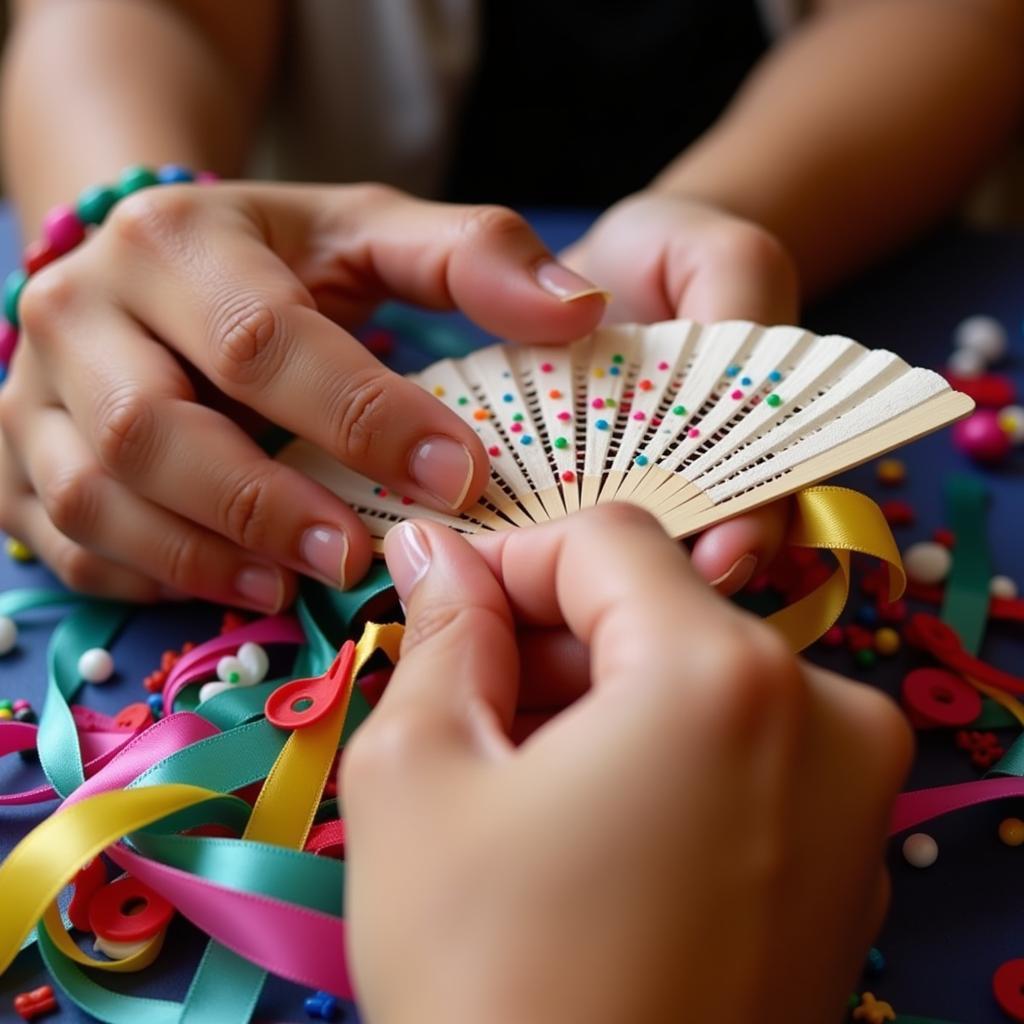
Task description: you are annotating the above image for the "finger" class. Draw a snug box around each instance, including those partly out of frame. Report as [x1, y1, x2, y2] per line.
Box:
[17, 406, 296, 613]
[688, 500, 792, 596]
[516, 628, 589, 710]
[31, 303, 373, 589]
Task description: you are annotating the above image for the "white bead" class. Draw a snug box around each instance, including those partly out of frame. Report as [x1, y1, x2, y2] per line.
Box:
[216, 655, 249, 685]
[78, 647, 114, 684]
[903, 542, 952, 585]
[954, 315, 1007, 363]
[998, 405, 1024, 445]
[198, 681, 232, 704]
[902, 832, 938, 868]
[236, 641, 269, 684]
[0, 615, 17, 656]
[990, 575, 1019, 600]
[947, 348, 986, 379]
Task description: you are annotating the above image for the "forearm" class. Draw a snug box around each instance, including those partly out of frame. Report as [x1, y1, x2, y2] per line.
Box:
[1, 0, 276, 233]
[654, 0, 1024, 296]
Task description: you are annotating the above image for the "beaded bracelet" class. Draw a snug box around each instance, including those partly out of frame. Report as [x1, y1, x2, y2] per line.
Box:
[0, 164, 217, 382]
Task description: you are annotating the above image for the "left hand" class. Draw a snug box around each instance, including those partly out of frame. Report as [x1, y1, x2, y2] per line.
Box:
[562, 191, 801, 591]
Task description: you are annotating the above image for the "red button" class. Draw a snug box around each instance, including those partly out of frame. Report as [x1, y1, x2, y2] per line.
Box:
[901, 668, 981, 729]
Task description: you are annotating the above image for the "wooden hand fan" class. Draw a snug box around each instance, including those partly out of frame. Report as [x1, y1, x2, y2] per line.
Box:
[279, 320, 974, 549]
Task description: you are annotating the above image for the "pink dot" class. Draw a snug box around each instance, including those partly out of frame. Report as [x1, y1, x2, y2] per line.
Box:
[632, 411, 646, 421]
[591, 398, 605, 409]
[487, 445, 500, 457]
[688, 428, 700, 438]
[540, 361, 554, 373]
[657, 361, 669, 371]
[557, 410, 571, 421]
[510, 422, 523, 433]
[730, 389, 744, 400]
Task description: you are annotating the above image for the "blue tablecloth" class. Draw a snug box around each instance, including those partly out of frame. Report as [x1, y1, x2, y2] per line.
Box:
[1, 203, 1022, 1023]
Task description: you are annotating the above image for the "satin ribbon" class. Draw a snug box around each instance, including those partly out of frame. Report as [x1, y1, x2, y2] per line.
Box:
[766, 486, 905, 652]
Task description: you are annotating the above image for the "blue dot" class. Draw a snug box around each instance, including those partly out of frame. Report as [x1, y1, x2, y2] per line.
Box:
[768, 370, 782, 382]
[609, 365, 620, 376]
[635, 454, 649, 466]
[726, 365, 740, 377]
[502, 393, 513, 403]
[520, 435, 533, 445]
[595, 419, 609, 430]
[156, 164, 194, 184]
[856, 604, 879, 627]
[740, 376, 752, 386]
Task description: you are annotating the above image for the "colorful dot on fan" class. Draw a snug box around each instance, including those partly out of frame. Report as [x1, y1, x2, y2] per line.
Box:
[401, 496, 414, 505]
[593, 368, 605, 378]
[520, 435, 533, 445]
[561, 470, 576, 483]
[633, 411, 646, 421]
[688, 428, 700, 438]
[473, 408, 490, 420]
[672, 405, 687, 416]
[457, 396, 468, 405]
[730, 389, 744, 400]
[651, 416, 662, 426]
[557, 411, 571, 421]
[432, 385, 445, 397]
[726, 365, 740, 377]
[373, 486, 389, 498]
[657, 361, 669, 371]
[501, 370, 511, 378]
[513, 413, 524, 422]
[612, 354, 624, 364]
[766, 394, 782, 407]
[502, 393, 513, 403]
[768, 370, 782, 382]
[554, 437, 569, 450]
[609, 366, 620, 376]
[487, 445, 500, 457]
[635, 454, 649, 466]
[740, 377, 752, 386]
[638, 379, 653, 391]
[606, 398, 617, 408]
[510, 422, 523, 433]
[592, 398, 605, 409]
[596, 419, 609, 430]
[539, 362, 554, 373]
[549, 389, 562, 399]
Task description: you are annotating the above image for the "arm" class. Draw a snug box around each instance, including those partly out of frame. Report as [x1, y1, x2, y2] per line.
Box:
[653, 0, 1024, 296]
[1, 0, 280, 231]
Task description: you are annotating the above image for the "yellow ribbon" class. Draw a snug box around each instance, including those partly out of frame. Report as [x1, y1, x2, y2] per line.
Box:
[0, 622, 403, 977]
[766, 486, 906, 653]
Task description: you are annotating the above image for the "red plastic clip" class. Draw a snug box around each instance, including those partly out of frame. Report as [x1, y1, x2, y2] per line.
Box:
[901, 668, 981, 729]
[13, 985, 57, 1020]
[265, 640, 355, 730]
[88, 875, 173, 943]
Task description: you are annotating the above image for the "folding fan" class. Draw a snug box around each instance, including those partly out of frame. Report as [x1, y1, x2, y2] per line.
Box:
[278, 320, 973, 549]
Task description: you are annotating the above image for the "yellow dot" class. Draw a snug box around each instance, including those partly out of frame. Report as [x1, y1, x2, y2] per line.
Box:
[432, 385, 445, 397]
[999, 817, 1024, 846]
[874, 627, 900, 656]
[593, 367, 605, 378]
[875, 458, 906, 486]
[0, 709, 11, 720]
[5, 537, 34, 563]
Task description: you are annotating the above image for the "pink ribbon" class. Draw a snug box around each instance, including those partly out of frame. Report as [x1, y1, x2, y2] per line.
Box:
[889, 776, 1024, 834]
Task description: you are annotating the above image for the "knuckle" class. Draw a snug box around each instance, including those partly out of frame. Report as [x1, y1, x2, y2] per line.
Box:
[94, 385, 158, 476]
[329, 371, 392, 463]
[207, 296, 289, 389]
[54, 542, 102, 593]
[157, 529, 207, 591]
[107, 188, 197, 251]
[401, 601, 493, 654]
[217, 469, 275, 549]
[458, 203, 527, 245]
[42, 464, 101, 537]
[18, 264, 79, 340]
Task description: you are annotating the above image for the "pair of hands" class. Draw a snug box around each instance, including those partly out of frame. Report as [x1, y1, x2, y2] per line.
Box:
[0, 183, 797, 607]
[343, 506, 912, 1024]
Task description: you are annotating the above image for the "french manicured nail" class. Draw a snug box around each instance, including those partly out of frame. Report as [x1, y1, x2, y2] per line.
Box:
[709, 553, 757, 594]
[300, 525, 349, 589]
[386, 522, 431, 600]
[234, 564, 284, 612]
[409, 435, 475, 510]
[534, 259, 609, 303]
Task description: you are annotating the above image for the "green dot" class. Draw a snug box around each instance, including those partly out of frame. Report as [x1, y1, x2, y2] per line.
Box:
[605, 398, 616, 408]
[228, 671, 241, 684]
[611, 353, 624, 364]
[672, 405, 687, 416]
[457, 396, 469, 406]
[553, 437, 569, 449]
[855, 649, 876, 669]
[76, 184, 119, 226]
[512, 412, 524, 422]
[118, 164, 158, 197]
[766, 393, 782, 407]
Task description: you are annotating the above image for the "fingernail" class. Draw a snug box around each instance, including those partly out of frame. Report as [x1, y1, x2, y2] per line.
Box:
[409, 435, 475, 510]
[534, 260, 610, 303]
[300, 525, 349, 589]
[386, 522, 431, 600]
[709, 554, 758, 594]
[234, 564, 284, 612]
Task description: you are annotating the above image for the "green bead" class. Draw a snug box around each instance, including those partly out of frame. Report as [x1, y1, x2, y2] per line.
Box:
[672, 405, 687, 416]
[611, 353, 624, 364]
[605, 398, 617, 408]
[457, 396, 468, 406]
[553, 437, 569, 449]
[766, 393, 782, 407]
[118, 164, 158, 197]
[0, 699, 11, 712]
[3, 268, 27, 327]
[855, 648, 876, 669]
[76, 184, 119, 225]
[512, 412, 524, 422]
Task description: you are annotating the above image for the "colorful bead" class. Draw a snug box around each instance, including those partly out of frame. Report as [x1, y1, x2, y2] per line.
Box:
[875, 458, 906, 486]
[512, 412, 524, 422]
[638, 379, 653, 391]
[509, 422, 523, 433]
[765, 393, 782, 407]
[156, 164, 195, 184]
[953, 409, 1012, 463]
[42, 203, 85, 254]
[23, 238, 58, 275]
[432, 385, 445, 397]
[237, 641, 269, 683]
[539, 361, 553, 373]
[76, 183, 119, 225]
[195, 170, 220, 184]
[4, 268, 28, 327]
[998, 404, 1024, 444]
[520, 435, 533, 445]
[609, 365, 620, 375]
[487, 445, 500, 456]
[216, 655, 245, 685]
[147, 693, 164, 719]
[593, 367, 605, 378]
[903, 541, 952, 585]
[304, 990, 339, 1020]
[472, 409, 489, 421]
[13, 985, 57, 1020]
[635, 454, 649, 466]
[0, 708, 11, 720]
[999, 817, 1024, 846]
[821, 625, 844, 646]
[768, 370, 782, 382]
[687, 427, 700, 438]
[632, 411, 645, 421]
[595, 419, 609, 430]
[605, 398, 617, 408]
[0, 615, 19, 656]
[557, 411, 571, 421]
[993, 959, 1024, 1021]
[89, 875, 173, 943]
[548, 389, 562, 399]
[954, 314, 1007, 363]
[855, 604, 879, 627]
[6, 537, 34, 562]
[725, 364, 740, 377]
[12, 699, 29, 713]
[78, 647, 115, 683]
[866, 947, 886, 974]
[657, 361, 669, 370]
[457, 396, 468, 405]
[672, 404, 686, 416]
[502, 393, 513, 402]
[730, 389, 743, 400]
[947, 348, 985, 379]
[880, 500, 914, 526]
[554, 437, 569, 449]
[902, 832, 938, 868]
[0, 320, 17, 365]
[611, 353, 624, 364]
[855, 648, 877, 669]
[561, 470, 576, 483]
[591, 398, 605, 409]
[874, 628, 900, 656]
[118, 164, 158, 196]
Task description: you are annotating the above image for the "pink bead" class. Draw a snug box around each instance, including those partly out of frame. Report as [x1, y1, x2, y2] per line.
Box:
[539, 362, 554, 373]
[509, 422, 523, 433]
[688, 427, 700, 438]
[196, 171, 220, 184]
[0, 320, 17, 364]
[591, 398, 604, 409]
[953, 409, 1011, 463]
[632, 411, 645, 421]
[557, 411, 571, 421]
[657, 361, 669, 371]
[12, 699, 30, 712]
[730, 389, 744, 400]
[42, 204, 85, 255]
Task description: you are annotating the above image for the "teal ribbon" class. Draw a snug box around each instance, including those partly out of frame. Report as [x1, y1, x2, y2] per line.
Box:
[940, 475, 991, 655]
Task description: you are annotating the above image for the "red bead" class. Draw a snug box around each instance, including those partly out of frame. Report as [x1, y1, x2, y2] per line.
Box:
[539, 362, 554, 373]
[561, 470, 576, 483]
[880, 499, 915, 526]
[820, 625, 844, 646]
[844, 624, 874, 651]
[42, 203, 85, 255]
[953, 409, 1012, 463]
[932, 527, 956, 548]
[487, 445, 500, 457]
[993, 959, 1024, 1021]
[89, 875, 174, 943]
[14, 985, 57, 1020]
[23, 238, 58, 275]
[143, 670, 167, 694]
[877, 599, 907, 623]
[400, 496, 414, 505]
[638, 379, 653, 391]
[944, 372, 1015, 408]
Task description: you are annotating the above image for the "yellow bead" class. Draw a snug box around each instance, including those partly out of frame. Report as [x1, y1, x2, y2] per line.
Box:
[874, 627, 900, 656]
[432, 385, 445, 397]
[875, 458, 906, 486]
[999, 817, 1024, 846]
[593, 367, 605, 378]
[5, 537, 34, 562]
[0, 708, 11, 720]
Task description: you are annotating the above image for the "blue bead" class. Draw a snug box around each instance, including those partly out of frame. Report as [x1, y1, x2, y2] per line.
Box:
[502, 393, 513, 402]
[725, 364, 740, 377]
[740, 376, 752, 386]
[635, 454, 649, 466]
[304, 991, 339, 1020]
[595, 418, 609, 430]
[156, 164, 194, 184]
[855, 604, 879, 627]
[609, 365, 620, 376]
[147, 693, 163, 719]
[520, 435, 533, 445]
[866, 947, 885, 974]
[768, 370, 783, 382]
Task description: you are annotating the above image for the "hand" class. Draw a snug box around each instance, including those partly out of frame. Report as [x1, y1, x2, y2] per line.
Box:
[0, 183, 607, 609]
[342, 507, 912, 1024]
[563, 191, 802, 591]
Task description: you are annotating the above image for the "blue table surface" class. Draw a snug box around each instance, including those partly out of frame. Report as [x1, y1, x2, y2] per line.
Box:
[0, 203, 1022, 1024]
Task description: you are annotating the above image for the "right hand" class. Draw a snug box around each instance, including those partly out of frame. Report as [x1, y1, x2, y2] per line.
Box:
[343, 506, 913, 1024]
[0, 182, 607, 610]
